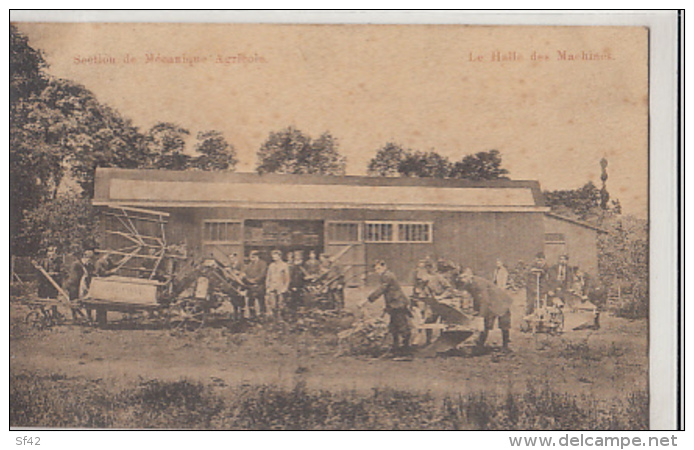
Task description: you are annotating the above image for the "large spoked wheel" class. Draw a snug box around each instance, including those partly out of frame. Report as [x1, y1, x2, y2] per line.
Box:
[169, 302, 206, 332]
[25, 311, 47, 330]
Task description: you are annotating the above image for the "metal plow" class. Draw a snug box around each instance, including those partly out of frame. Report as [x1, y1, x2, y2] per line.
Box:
[412, 290, 483, 357]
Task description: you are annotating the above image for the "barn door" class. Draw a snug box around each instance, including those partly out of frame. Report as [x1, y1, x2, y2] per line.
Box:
[201, 220, 243, 265]
[325, 221, 366, 286]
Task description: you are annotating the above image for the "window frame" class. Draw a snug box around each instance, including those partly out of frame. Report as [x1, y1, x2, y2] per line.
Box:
[364, 220, 433, 244]
[202, 219, 243, 245]
[325, 221, 363, 244]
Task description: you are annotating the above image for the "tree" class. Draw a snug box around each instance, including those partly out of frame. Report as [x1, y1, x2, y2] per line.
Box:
[10, 24, 47, 105]
[597, 215, 648, 319]
[191, 130, 238, 171]
[11, 25, 55, 254]
[145, 122, 191, 170]
[368, 146, 511, 181]
[367, 142, 407, 177]
[41, 79, 147, 197]
[449, 149, 509, 180]
[543, 181, 602, 222]
[397, 150, 452, 178]
[19, 191, 100, 256]
[256, 126, 346, 175]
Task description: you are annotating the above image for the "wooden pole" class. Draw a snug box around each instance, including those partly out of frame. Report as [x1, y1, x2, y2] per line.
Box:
[31, 260, 70, 304]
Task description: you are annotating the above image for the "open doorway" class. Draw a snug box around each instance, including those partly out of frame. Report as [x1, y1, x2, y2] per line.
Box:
[243, 219, 323, 261]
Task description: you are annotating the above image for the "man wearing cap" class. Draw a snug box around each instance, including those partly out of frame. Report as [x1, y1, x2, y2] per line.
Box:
[359, 260, 412, 357]
[243, 250, 268, 318]
[526, 252, 549, 315]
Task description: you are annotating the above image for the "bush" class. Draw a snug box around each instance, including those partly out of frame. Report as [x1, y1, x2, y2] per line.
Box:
[18, 191, 100, 257]
[598, 216, 648, 319]
[10, 374, 648, 430]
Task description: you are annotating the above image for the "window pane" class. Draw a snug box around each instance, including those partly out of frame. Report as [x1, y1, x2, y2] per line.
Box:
[203, 221, 241, 243]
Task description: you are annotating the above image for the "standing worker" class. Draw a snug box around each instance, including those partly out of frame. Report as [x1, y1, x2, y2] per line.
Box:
[359, 260, 412, 357]
[94, 251, 117, 278]
[243, 250, 268, 319]
[492, 258, 509, 290]
[62, 249, 94, 321]
[547, 254, 575, 305]
[266, 249, 290, 319]
[458, 268, 513, 351]
[288, 251, 306, 312]
[303, 250, 321, 279]
[223, 253, 246, 321]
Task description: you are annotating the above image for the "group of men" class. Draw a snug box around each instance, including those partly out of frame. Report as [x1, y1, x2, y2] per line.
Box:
[525, 252, 588, 315]
[361, 258, 513, 357]
[364, 252, 584, 357]
[221, 249, 345, 320]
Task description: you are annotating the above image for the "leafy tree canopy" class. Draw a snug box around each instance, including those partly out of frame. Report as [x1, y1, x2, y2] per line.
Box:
[256, 126, 346, 175]
[10, 24, 47, 104]
[543, 181, 604, 222]
[367, 144, 509, 180]
[398, 151, 453, 178]
[19, 191, 100, 256]
[191, 130, 238, 171]
[449, 149, 509, 180]
[145, 122, 191, 170]
[366, 142, 407, 177]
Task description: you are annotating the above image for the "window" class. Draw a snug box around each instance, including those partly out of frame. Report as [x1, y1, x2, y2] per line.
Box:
[399, 223, 431, 242]
[327, 222, 361, 242]
[364, 221, 432, 243]
[364, 222, 394, 242]
[203, 220, 242, 243]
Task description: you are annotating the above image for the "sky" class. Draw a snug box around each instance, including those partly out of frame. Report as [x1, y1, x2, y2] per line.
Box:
[15, 23, 649, 216]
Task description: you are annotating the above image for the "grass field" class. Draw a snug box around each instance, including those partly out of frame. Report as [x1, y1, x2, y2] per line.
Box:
[10, 288, 649, 430]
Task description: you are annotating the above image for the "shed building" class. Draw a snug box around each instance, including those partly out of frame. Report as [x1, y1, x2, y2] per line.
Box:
[543, 212, 607, 277]
[93, 168, 554, 283]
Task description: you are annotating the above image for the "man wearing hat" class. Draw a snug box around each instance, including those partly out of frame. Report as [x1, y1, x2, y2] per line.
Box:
[526, 252, 549, 315]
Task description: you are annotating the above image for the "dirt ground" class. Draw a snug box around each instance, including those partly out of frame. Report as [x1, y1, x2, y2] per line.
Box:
[10, 287, 648, 403]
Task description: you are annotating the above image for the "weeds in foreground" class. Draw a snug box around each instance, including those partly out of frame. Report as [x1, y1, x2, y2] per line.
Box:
[10, 374, 648, 430]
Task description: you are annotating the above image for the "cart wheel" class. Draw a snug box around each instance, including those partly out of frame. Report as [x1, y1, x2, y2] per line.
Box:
[170, 302, 206, 332]
[25, 311, 46, 330]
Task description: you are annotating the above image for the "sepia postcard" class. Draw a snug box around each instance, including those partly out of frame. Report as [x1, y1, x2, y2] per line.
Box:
[8, 11, 680, 436]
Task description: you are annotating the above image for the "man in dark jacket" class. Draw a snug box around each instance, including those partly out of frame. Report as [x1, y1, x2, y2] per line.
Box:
[359, 260, 412, 356]
[243, 250, 268, 318]
[546, 254, 576, 305]
[63, 250, 93, 301]
[459, 268, 513, 350]
[63, 250, 94, 321]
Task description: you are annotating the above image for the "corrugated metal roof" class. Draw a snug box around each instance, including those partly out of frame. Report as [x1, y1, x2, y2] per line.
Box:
[93, 168, 548, 212]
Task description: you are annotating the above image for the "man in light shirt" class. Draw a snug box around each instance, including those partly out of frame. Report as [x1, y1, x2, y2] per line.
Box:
[266, 249, 290, 319]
